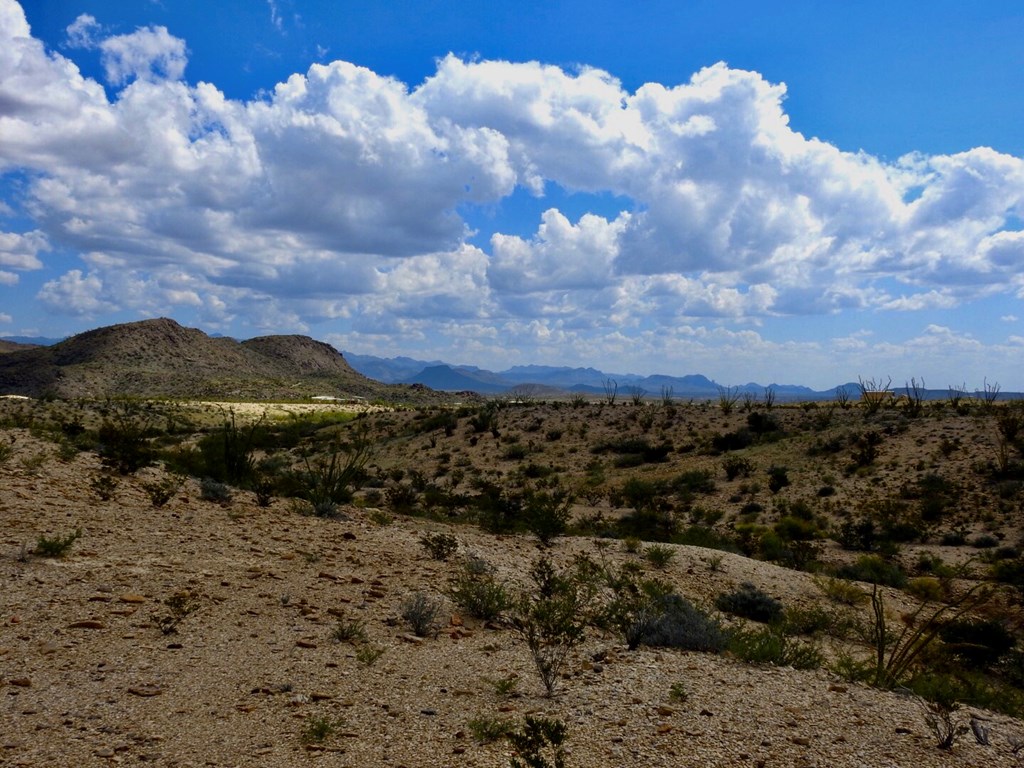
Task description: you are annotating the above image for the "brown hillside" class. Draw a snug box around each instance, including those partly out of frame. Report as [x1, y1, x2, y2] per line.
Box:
[0, 340, 37, 354]
[0, 318, 441, 401]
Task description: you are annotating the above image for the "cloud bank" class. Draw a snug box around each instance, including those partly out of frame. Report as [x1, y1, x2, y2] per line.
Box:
[1, 0, 1022, 384]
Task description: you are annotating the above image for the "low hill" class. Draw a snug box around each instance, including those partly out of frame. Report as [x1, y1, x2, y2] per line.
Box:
[0, 318, 447, 402]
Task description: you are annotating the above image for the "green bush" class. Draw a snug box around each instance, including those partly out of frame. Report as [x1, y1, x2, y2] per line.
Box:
[447, 559, 512, 621]
[419, 532, 459, 561]
[715, 582, 783, 624]
[511, 558, 591, 695]
[34, 528, 81, 558]
[508, 716, 568, 768]
[728, 626, 823, 670]
[836, 555, 907, 588]
[609, 581, 727, 652]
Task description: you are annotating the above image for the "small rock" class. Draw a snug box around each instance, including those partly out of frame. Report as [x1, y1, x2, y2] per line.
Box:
[656, 705, 675, 716]
[10, 677, 31, 688]
[310, 692, 333, 701]
[296, 639, 317, 649]
[657, 724, 673, 734]
[68, 620, 105, 630]
[791, 737, 811, 746]
[127, 685, 162, 697]
[119, 594, 146, 604]
[94, 748, 115, 758]
[828, 684, 848, 693]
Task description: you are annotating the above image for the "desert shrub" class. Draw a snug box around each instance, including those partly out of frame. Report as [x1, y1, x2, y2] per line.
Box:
[89, 473, 119, 501]
[386, 483, 419, 514]
[414, 410, 458, 436]
[401, 592, 443, 638]
[939, 619, 1016, 670]
[814, 575, 869, 606]
[715, 582, 784, 624]
[199, 478, 232, 504]
[746, 411, 780, 434]
[868, 582, 991, 689]
[524, 489, 573, 547]
[779, 605, 835, 637]
[419, 532, 459, 561]
[447, 559, 512, 621]
[644, 544, 676, 569]
[722, 455, 753, 480]
[503, 443, 529, 461]
[0, 436, 14, 465]
[511, 558, 592, 695]
[673, 469, 716, 496]
[34, 528, 81, 558]
[472, 480, 524, 534]
[767, 466, 790, 494]
[198, 413, 258, 486]
[609, 580, 728, 652]
[467, 715, 514, 743]
[711, 429, 753, 453]
[97, 406, 155, 474]
[672, 525, 740, 553]
[142, 475, 183, 507]
[971, 534, 999, 549]
[301, 428, 372, 507]
[159, 591, 199, 635]
[728, 626, 823, 670]
[594, 437, 671, 464]
[836, 555, 907, 587]
[905, 577, 945, 602]
[508, 715, 567, 768]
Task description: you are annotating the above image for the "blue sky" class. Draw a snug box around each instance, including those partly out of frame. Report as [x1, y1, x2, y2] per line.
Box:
[2, 0, 1023, 389]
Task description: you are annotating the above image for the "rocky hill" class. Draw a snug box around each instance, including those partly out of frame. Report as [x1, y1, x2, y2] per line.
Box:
[0, 318, 446, 402]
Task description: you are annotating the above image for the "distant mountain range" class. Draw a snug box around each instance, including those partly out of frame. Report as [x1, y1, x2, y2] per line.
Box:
[343, 352, 852, 400]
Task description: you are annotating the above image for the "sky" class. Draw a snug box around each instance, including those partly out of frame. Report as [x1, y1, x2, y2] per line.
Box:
[2, 1, 1024, 390]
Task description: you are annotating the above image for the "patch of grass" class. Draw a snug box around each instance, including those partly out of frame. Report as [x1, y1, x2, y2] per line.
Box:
[467, 715, 513, 744]
[34, 528, 81, 558]
[644, 544, 676, 569]
[356, 644, 385, 666]
[301, 714, 342, 744]
[401, 592, 443, 638]
[331, 615, 367, 645]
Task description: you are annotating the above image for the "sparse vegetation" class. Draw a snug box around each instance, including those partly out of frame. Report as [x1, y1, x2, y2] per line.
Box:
[34, 528, 81, 558]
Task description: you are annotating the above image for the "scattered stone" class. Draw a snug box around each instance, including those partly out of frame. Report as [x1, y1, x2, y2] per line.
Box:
[828, 684, 848, 693]
[296, 639, 317, 649]
[119, 594, 146, 603]
[9, 677, 31, 687]
[94, 747, 115, 758]
[656, 705, 675, 716]
[791, 736, 811, 746]
[127, 685, 162, 697]
[68, 620, 105, 630]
